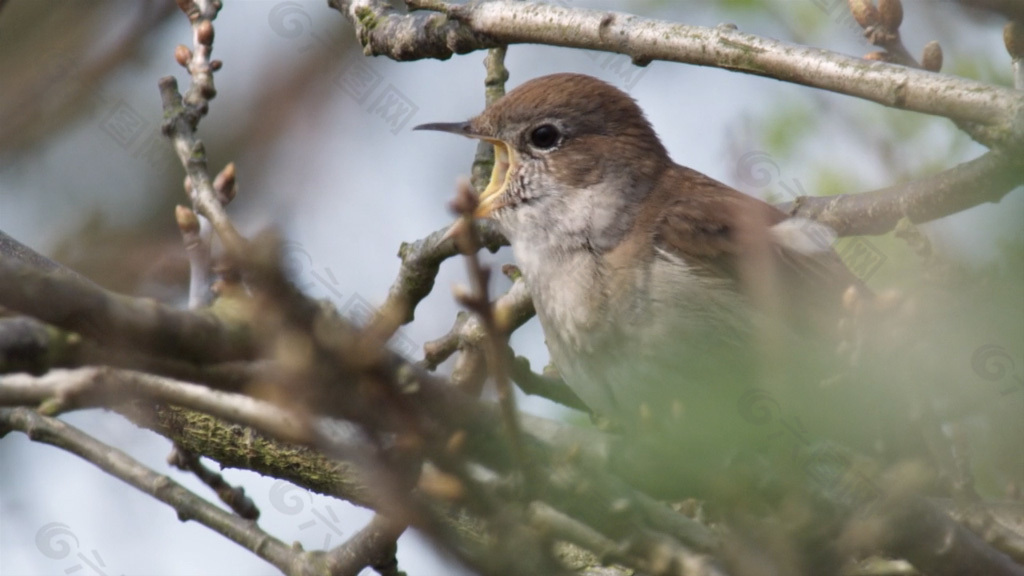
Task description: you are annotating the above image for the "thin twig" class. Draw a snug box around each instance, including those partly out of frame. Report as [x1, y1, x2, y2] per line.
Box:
[324, 514, 407, 576]
[168, 445, 261, 520]
[449, 179, 531, 492]
[0, 407, 302, 574]
[509, 355, 587, 413]
[160, 0, 246, 254]
[176, 205, 213, 309]
[0, 367, 310, 442]
[470, 45, 510, 192]
[381, 221, 507, 327]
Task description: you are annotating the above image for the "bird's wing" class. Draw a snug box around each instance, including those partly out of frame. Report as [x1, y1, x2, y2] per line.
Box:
[648, 166, 866, 334]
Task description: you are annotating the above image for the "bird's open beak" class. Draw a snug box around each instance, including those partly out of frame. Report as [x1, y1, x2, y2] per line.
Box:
[414, 122, 515, 220]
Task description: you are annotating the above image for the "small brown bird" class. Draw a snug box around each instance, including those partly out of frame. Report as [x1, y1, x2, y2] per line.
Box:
[417, 73, 863, 433]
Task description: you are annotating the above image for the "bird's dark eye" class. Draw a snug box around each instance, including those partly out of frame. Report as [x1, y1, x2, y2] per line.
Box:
[529, 124, 560, 149]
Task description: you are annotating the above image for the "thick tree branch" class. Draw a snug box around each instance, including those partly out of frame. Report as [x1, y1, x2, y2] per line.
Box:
[780, 150, 1024, 236]
[0, 258, 253, 364]
[331, 0, 1024, 146]
[1, 405, 422, 576]
[0, 368, 397, 511]
[152, 405, 379, 510]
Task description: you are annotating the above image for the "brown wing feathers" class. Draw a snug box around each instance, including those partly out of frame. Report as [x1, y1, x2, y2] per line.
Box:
[649, 165, 865, 335]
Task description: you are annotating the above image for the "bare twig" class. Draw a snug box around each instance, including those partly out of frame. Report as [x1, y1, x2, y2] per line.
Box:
[0, 407, 302, 574]
[324, 514, 407, 576]
[175, 205, 213, 309]
[382, 221, 507, 327]
[160, 0, 246, 254]
[950, 503, 1024, 563]
[0, 316, 75, 376]
[0, 367, 309, 442]
[0, 368, 387, 511]
[421, 274, 540, 399]
[168, 445, 261, 520]
[178, 163, 238, 308]
[449, 179, 530, 490]
[509, 355, 587, 413]
[0, 312, 260, 391]
[527, 501, 628, 568]
[159, 406, 381, 509]
[470, 46, 510, 193]
[877, 494, 1024, 576]
[0, 230, 95, 286]
[159, 76, 245, 254]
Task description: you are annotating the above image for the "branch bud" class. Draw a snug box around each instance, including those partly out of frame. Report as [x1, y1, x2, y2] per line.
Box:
[418, 467, 464, 501]
[921, 41, 942, 72]
[501, 263, 522, 281]
[1006, 21, 1024, 60]
[175, 205, 200, 234]
[848, 0, 879, 29]
[452, 284, 473, 307]
[196, 20, 214, 46]
[214, 162, 237, 205]
[878, 0, 903, 30]
[174, 45, 192, 67]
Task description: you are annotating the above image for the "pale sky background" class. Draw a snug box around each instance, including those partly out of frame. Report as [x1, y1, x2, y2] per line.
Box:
[0, 1, 1019, 575]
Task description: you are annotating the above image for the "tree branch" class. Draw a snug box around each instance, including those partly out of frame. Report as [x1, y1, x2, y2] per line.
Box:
[324, 513, 407, 576]
[330, 0, 1024, 146]
[780, 150, 1024, 236]
[0, 258, 253, 364]
[384, 220, 506, 326]
[0, 407, 303, 574]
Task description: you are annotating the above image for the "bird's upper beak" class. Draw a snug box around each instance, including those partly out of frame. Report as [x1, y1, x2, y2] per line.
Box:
[414, 121, 514, 220]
